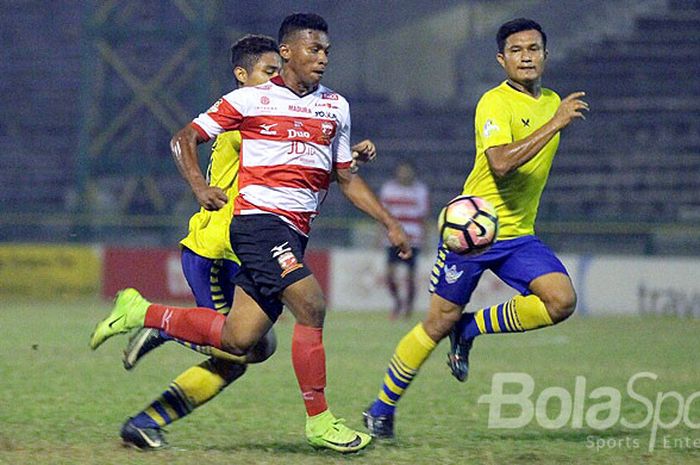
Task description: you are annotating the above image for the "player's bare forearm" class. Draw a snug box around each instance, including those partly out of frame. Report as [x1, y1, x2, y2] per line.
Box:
[171, 125, 207, 192]
[170, 125, 227, 210]
[336, 168, 412, 258]
[336, 169, 394, 226]
[487, 91, 589, 178]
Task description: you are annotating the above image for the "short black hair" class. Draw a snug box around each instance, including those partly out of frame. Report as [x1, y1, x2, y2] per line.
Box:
[230, 34, 278, 74]
[497, 18, 547, 53]
[278, 12, 328, 44]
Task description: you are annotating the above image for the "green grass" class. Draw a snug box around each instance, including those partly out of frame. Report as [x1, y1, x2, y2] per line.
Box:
[1, 298, 700, 464]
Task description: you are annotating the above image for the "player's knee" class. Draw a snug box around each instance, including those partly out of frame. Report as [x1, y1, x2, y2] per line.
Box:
[246, 330, 277, 364]
[546, 288, 577, 323]
[423, 296, 463, 341]
[220, 337, 249, 356]
[220, 326, 258, 355]
[291, 291, 327, 327]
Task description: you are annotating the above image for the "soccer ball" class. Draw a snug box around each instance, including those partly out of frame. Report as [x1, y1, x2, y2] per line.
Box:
[438, 195, 498, 255]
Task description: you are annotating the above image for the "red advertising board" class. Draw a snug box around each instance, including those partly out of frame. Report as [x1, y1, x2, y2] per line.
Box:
[102, 247, 330, 304]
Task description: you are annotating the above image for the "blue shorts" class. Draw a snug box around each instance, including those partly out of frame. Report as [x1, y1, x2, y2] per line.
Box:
[230, 214, 312, 322]
[181, 246, 240, 312]
[429, 235, 568, 307]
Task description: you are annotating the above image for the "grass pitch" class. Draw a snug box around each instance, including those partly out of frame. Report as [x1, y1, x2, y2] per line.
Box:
[1, 298, 699, 465]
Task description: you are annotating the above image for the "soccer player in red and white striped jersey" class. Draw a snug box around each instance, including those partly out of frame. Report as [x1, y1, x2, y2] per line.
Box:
[91, 12, 411, 453]
[379, 162, 430, 319]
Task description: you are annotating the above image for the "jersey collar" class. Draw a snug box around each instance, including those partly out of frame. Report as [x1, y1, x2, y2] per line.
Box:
[270, 75, 319, 98]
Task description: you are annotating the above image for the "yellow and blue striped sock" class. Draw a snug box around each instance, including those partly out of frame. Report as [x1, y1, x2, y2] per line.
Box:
[370, 323, 437, 416]
[132, 359, 244, 428]
[461, 294, 554, 340]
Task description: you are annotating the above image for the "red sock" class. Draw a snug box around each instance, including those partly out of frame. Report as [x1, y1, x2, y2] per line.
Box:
[291, 324, 328, 416]
[144, 304, 224, 348]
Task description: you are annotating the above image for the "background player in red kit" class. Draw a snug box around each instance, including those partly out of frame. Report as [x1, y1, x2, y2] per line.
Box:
[379, 162, 430, 319]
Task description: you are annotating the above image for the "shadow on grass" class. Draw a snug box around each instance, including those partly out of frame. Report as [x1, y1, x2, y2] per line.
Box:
[203, 438, 402, 456]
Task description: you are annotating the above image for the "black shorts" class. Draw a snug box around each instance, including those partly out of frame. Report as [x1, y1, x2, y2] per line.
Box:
[386, 246, 420, 268]
[230, 214, 311, 321]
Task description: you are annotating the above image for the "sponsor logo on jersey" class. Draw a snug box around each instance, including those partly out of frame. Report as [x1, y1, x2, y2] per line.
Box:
[259, 123, 278, 135]
[314, 110, 338, 121]
[321, 92, 338, 100]
[287, 129, 311, 139]
[315, 102, 339, 109]
[483, 119, 499, 138]
[445, 265, 464, 284]
[260, 96, 270, 105]
[289, 104, 311, 114]
[207, 98, 223, 113]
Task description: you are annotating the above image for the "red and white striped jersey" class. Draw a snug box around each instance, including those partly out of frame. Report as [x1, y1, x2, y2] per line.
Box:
[380, 179, 430, 246]
[190, 76, 352, 235]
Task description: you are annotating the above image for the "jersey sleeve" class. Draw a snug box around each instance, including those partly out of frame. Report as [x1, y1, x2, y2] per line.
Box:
[332, 102, 353, 170]
[474, 92, 513, 150]
[191, 90, 246, 141]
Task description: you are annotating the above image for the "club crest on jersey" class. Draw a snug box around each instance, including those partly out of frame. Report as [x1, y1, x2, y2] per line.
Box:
[321, 121, 334, 137]
[483, 119, 499, 138]
[445, 265, 463, 284]
[271, 241, 303, 277]
[207, 99, 223, 113]
[259, 123, 278, 135]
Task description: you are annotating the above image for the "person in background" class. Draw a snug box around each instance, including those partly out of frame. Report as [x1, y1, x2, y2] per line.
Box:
[379, 162, 430, 319]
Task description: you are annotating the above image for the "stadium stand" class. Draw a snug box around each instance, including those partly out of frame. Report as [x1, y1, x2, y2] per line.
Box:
[349, 0, 700, 228]
[2, 1, 698, 252]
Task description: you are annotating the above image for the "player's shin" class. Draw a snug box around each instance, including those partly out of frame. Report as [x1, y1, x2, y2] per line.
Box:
[460, 294, 554, 339]
[131, 359, 246, 429]
[291, 324, 328, 416]
[144, 303, 226, 348]
[369, 323, 437, 417]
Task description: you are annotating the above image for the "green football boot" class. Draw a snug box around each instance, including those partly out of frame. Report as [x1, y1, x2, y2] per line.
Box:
[305, 410, 372, 453]
[90, 288, 150, 350]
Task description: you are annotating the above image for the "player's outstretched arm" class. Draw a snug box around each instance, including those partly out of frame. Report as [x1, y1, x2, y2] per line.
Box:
[335, 168, 412, 259]
[170, 124, 228, 211]
[486, 91, 589, 178]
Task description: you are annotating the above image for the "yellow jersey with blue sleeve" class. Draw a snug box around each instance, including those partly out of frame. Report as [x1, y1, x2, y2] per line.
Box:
[180, 131, 241, 262]
[462, 81, 561, 240]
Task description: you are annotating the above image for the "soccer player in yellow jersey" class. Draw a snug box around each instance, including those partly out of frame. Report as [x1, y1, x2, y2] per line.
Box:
[363, 18, 589, 439]
[116, 34, 283, 450]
